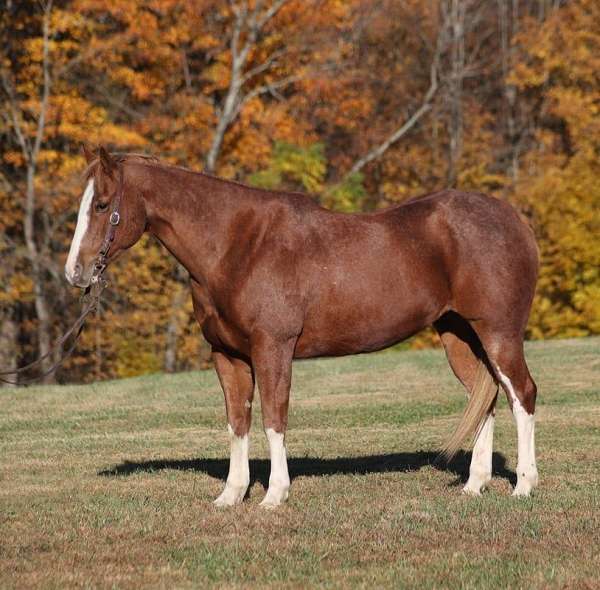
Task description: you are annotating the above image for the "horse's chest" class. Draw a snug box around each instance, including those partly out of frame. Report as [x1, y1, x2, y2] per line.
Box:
[197, 304, 250, 356]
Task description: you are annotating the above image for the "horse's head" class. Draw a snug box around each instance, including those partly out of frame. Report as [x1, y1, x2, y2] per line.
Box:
[65, 146, 147, 288]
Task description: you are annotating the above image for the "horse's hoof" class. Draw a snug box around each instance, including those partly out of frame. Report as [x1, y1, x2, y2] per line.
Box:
[462, 475, 490, 496]
[213, 484, 247, 507]
[512, 473, 538, 497]
[259, 487, 289, 508]
[462, 485, 482, 497]
[512, 485, 533, 497]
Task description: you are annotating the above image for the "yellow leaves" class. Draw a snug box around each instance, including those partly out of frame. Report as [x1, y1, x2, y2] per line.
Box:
[23, 38, 45, 63]
[2, 0, 599, 382]
[573, 283, 600, 334]
[512, 0, 600, 336]
[180, 106, 215, 137]
[305, 79, 375, 131]
[46, 94, 147, 147]
[192, 32, 221, 51]
[508, 61, 547, 89]
[512, 0, 600, 94]
[517, 150, 600, 337]
[3, 151, 26, 167]
[548, 88, 600, 153]
[227, 126, 272, 173]
[51, 8, 87, 36]
[458, 165, 508, 194]
[203, 59, 232, 93]
[109, 66, 157, 101]
[0, 274, 35, 305]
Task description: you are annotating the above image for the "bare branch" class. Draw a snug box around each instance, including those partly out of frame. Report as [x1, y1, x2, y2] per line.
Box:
[228, 0, 242, 19]
[97, 86, 144, 120]
[237, 73, 303, 113]
[348, 101, 434, 178]
[343, 26, 443, 179]
[0, 73, 33, 161]
[54, 33, 130, 78]
[230, 1, 246, 62]
[0, 169, 15, 194]
[205, 0, 291, 172]
[181, 50, 192, 90]
[255, 0, 288, 31]
[241, 48, 286, 84]
[32, 0, 53, 162]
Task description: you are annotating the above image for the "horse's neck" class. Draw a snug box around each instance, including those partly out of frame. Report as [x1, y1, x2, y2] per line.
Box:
[141, 166, 250, 282]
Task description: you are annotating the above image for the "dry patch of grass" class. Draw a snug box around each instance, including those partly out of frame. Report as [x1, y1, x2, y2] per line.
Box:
[1, 337, 599, 589]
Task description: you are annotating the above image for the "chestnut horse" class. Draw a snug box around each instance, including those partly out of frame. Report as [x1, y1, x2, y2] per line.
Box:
[65, 147, 539, 507]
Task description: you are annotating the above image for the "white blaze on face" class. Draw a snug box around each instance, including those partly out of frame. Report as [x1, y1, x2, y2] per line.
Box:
[65, 179, 94, 284]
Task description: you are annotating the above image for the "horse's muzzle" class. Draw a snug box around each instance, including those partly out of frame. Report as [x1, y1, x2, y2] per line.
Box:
[65, 263, 91, 289]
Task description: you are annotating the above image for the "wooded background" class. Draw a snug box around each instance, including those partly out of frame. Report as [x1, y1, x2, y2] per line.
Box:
[1, 0, 598, 384]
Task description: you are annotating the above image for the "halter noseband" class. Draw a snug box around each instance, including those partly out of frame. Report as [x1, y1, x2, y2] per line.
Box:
[91, 164, 124, 285]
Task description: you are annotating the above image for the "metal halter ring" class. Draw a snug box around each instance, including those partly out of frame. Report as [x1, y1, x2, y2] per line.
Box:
[109, 211, 120, 225]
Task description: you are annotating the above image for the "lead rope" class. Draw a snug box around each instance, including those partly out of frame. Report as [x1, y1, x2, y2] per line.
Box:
[0, 164, 123, 386]
[0, 280, 105, 385]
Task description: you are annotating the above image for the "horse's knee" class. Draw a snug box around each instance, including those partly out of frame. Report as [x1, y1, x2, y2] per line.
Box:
[520, 376, 537, 414]
[228, 416, 250, 437]
[487, 346, 536, 415]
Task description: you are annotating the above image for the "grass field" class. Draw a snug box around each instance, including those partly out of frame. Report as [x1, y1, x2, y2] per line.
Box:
[1, 337, 599, 589]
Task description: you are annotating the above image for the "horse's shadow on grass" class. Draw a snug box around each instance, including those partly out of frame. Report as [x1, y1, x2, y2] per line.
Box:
[99, 450, 516, 489]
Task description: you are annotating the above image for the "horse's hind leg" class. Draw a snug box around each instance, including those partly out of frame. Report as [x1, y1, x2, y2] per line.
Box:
[435, 312, 498, 495]
[213, 350, 255, 506]
[473, 327, 538, 496]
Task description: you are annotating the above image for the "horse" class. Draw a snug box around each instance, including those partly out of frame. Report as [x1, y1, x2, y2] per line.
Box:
[65, 146, 539, 507]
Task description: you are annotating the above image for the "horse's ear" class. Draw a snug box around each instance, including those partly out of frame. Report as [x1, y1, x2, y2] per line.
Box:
[98, 146, 116, 177]
[81, 144, 95, 164]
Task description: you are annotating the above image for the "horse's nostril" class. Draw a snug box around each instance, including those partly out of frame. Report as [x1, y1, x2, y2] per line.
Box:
[73, 263, 82, 279]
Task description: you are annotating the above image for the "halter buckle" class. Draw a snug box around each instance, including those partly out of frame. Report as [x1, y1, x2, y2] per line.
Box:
[91, 260, 106, 283]
[109, 211, 120, 226]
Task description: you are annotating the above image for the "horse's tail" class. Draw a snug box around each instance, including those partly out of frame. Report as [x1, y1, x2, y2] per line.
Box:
[440, 361, 498, 460]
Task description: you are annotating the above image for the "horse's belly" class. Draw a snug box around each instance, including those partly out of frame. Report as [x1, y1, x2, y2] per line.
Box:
[294, 324, 419, 358]
[294, 294, 440, 358]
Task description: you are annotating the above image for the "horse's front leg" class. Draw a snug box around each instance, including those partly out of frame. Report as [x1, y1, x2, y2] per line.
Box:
[251, 331, 296, 508]
[212, 350, 255, 506]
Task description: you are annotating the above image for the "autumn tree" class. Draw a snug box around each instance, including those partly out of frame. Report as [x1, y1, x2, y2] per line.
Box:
[511, 0, 600, 337]
[1, 0, 145, 383]
[1, 0, 597, 383]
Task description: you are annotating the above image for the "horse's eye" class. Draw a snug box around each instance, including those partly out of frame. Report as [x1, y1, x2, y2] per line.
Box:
[95, 201, 109, 212]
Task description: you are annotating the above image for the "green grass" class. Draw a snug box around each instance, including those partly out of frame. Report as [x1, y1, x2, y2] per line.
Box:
[1, 337, 599, 589]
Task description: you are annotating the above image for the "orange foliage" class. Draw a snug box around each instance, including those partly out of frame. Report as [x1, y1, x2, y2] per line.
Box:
[1, 0, 598, 382]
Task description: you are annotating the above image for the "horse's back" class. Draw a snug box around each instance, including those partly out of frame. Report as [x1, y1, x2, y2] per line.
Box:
[292, 189, 537, 357]
[292, 192, 452, 356]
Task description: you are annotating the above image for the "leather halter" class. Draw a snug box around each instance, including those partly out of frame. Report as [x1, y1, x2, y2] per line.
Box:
[91, 163, 124, 285]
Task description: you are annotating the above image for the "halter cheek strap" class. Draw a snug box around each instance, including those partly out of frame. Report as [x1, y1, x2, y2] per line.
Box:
[91, 164, 124, 284]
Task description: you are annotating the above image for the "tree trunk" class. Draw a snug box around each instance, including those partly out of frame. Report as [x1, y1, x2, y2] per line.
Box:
[163, 265, 189, 373]
[25, 165, 54, 384]
[498, 0, 520, 183]
[2, 2, 55, 384]
[0, 313, 18, 387]
[446, 0, 466, 187]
